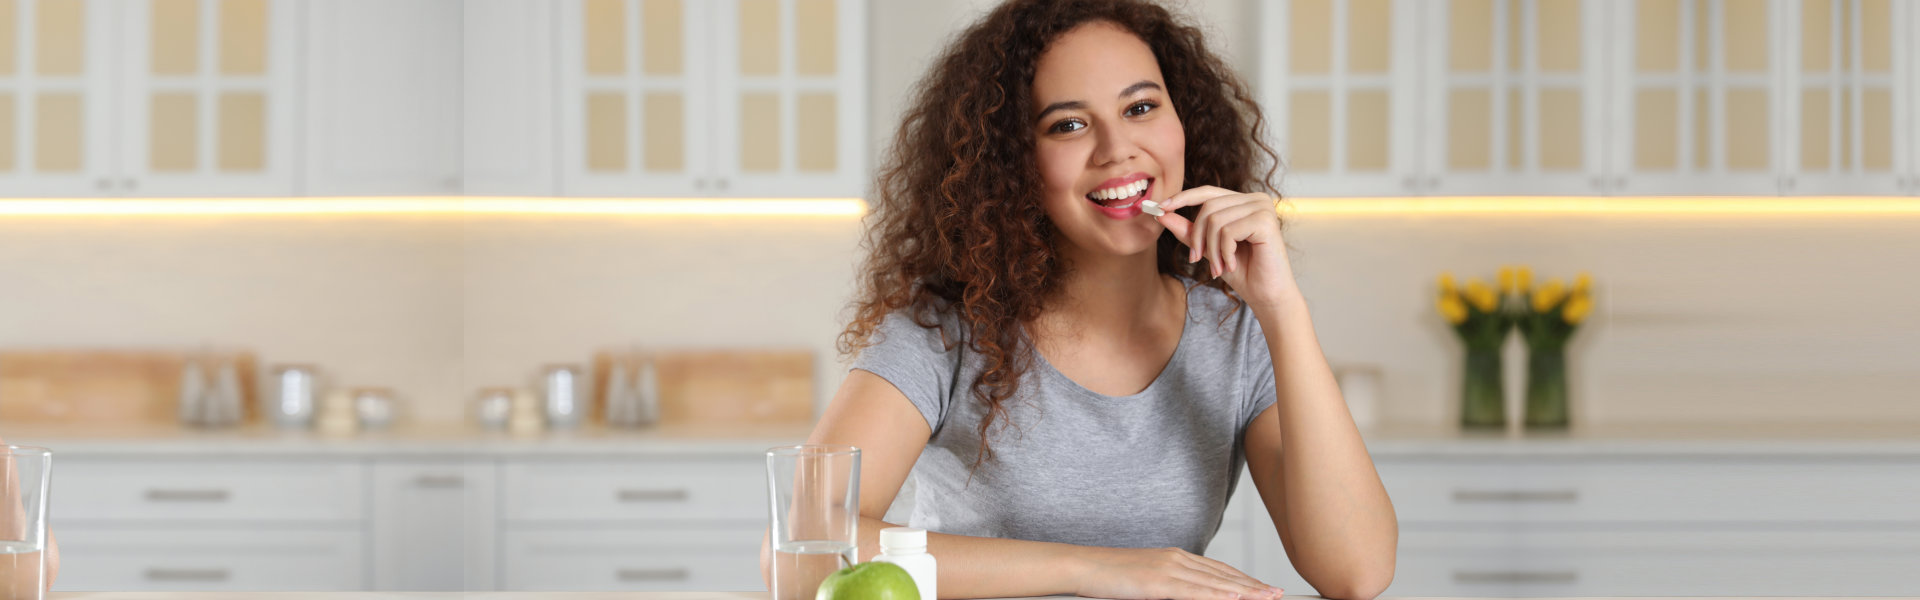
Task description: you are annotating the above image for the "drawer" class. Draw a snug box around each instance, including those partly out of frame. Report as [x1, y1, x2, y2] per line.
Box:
[502, 458, 762, 522]
[501, 525, 766, 591]
[49, 528, 365, 592]
[56, 459, 366, 522]
[1388, 527, 1920, 597]
[1377, 458, 1920, 524]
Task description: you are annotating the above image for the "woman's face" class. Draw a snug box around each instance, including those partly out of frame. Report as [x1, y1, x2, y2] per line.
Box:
[1031, 20, 1185, 260]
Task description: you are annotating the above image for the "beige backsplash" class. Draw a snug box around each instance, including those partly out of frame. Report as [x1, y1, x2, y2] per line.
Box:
[1, 210, 1916, 426]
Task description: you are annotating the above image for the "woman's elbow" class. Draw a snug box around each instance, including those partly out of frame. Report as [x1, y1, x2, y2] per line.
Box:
[1319, 566, 1393, 600]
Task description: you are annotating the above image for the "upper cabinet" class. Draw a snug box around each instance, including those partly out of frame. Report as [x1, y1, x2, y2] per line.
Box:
[557, 0, 867, 197]
[302, 0, 462, 196]
[0, 0, 113, 196]
[1258, 0, 1423, 197]
[1264, 0, 1919, 197]
[0, 0, 297, 198]
[118, 0, 297, 196]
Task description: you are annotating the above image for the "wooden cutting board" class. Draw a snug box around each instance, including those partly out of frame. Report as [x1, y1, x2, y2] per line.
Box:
[593, 348, 813, 425]
[0, 350, 258, 425]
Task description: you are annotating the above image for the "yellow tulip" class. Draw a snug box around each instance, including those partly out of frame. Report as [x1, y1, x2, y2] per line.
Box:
[1573, 272, 1593, 294]
[1438, 272, 1457, 295]
[1465, 280, 1498, 312]
[1562, 293, 1593, 325]
[1532, 279, 1567, 312]
[1438, 293, 1468, 324]
[1516, 266, 1533, 292]
[1498, 267, 1516, 294]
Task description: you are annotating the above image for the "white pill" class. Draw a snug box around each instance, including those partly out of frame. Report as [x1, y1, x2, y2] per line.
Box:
[1139, 199, 1165, 216]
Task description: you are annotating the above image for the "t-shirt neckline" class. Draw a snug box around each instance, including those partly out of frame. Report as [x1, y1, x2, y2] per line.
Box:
[1033, 276, 1198, 401]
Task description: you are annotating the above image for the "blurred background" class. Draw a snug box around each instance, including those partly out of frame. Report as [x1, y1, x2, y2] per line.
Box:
[1, 0, 1916, 596]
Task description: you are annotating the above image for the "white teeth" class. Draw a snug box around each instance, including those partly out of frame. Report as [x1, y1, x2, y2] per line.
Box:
[1089, 179, 1149, 201]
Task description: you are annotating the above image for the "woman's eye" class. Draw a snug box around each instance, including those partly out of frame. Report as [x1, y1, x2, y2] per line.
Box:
[1050, 120, 1084, 134]
[1127, 101, 1157, 116]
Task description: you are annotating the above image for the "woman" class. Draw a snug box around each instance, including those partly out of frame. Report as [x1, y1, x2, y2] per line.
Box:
[761, 1, 1396, 599]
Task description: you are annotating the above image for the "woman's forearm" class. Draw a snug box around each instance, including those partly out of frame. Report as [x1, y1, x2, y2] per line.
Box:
[762, 515, 1088, 599]
[1254, 297, 1399, 600]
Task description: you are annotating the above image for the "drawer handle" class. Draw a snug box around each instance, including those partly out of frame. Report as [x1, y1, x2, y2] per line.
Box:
[145, 568, 232, 582]
[617, 567, 691, 582]
[1454, 570, 1578, 584]
[414, 474, 466, 489]
[617, 488, 689, 502]
[1451, 489, 1578, 503]
[144, 489, 232, 502]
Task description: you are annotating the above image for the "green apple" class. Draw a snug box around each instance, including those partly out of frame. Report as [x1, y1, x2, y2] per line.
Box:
[815, 559, 920, 600]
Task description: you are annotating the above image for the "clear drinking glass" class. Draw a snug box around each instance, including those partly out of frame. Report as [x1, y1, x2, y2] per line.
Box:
[767, 444, 860, 600]
[2, 445, 52, 600]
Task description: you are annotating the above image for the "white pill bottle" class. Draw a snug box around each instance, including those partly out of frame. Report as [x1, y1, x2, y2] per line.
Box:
[872, 527, 937, 600]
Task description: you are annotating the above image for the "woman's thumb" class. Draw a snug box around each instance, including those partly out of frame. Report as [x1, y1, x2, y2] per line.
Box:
[1156, 211, 1193, 246]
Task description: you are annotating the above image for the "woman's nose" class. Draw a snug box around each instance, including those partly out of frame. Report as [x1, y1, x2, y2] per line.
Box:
[1091, 125, 1139, 166]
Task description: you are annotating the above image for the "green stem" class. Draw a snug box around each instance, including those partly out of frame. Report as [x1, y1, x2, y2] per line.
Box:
[1460, 345, 1505, 429]
[1524, 346, 1570, 428]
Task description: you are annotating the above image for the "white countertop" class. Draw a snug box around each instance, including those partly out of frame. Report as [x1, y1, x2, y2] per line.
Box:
[9, 420, 1919, 458]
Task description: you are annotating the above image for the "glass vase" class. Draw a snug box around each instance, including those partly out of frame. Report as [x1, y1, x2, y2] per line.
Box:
[1460, 344, 1505, 429]
[1524, 345, 1570, 428]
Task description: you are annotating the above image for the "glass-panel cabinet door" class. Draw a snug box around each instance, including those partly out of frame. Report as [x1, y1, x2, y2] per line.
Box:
[710, 0, 865, 198]
[1423, 0, 1608, 196]
[559, 0, 710, 196]
[1606, 0, 1782, 195]
[1779, 0, 1908, 195]
[1258, 0, 1422, 197]
[116, 0, 296, 196]
[0, 0, 112, 197]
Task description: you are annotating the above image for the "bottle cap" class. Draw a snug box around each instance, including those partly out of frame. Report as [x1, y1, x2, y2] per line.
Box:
[879, 527, 927, 551]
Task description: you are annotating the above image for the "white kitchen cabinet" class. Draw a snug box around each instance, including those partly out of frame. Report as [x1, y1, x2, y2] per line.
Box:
[1264, 0, 1919, 197]
[48, 457, 369, 593]
[371, 460, 499, 591]
[557, 0, 866, 198]
[115, 0, 298, 197]
[1257, 0, 1425, 197]
[52, 528, 366, 592]
[501, 525, 766, 592]
[0, 0, 297, 197]
[301, 0, 462, 196]
[0, 0, 115, 196]
[463, 0, 559, 196]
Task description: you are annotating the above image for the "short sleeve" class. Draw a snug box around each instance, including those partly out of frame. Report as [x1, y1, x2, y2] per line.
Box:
[1241, 308, 1278, 431]
[849, 309, 960, 434]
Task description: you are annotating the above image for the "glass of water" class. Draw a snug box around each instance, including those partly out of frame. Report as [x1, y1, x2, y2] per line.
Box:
[767, 444, 860, 600]
[2, 445, 52, 600]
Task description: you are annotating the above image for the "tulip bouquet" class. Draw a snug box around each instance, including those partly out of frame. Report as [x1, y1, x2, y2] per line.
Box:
[1509, 268, 1593, 428]
[1435, 272, 1510, 428]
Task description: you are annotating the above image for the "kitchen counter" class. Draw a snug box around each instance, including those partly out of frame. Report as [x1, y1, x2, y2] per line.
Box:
[9, 420, 1918, 457]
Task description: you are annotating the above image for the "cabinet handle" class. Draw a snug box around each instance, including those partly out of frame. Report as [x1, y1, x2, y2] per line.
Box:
[96, 178, 113, 190]
[617, 567, 691, 582]
[1453, 570, 1577, 584]
[695, 178, 708, 190]
[1451, 489, 1578, 503]
[617, 488, 689, 502]
[716, 178, 729, 190]
[145, 489, 232, 502]
[122, 177, 137, 190]
[413, 474, 465, 489]
[1613, 176, 1626, 190]
[1401, 176, 1418, 191]
[1424, 176, 1438, 190]
[145, 568, 232, 582]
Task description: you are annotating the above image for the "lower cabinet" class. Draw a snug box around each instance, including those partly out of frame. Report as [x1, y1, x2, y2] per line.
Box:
[45, 449, 1920, 594]
[51, 528, 364, 591]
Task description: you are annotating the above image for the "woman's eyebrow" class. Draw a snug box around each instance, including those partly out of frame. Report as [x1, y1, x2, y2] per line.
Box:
[1035, 80, 1163, 122]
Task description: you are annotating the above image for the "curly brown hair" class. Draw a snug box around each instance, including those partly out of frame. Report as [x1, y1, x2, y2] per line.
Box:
[838, 0, 1283, 475]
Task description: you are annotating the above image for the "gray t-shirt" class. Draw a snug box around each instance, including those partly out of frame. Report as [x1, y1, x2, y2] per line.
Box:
[849, 276, 1277, 554]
